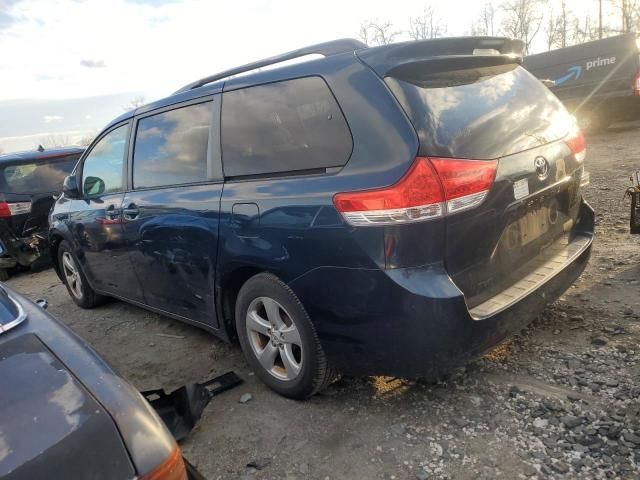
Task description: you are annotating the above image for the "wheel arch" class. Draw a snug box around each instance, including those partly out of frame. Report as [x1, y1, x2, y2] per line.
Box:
[48, 230, 67, 280]
[218, 265, 265, 342]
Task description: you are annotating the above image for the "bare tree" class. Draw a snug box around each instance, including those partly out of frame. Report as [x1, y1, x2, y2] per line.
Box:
[572, 15, 601, 43]
[78, 132, 97, 147]
[616, 0, 640, 33]
[557, 1, 571, 48]
[123, 95, 146, 112]
[545, 8, 561, 50]
[359, 20, 401, 46]
[545, 1, 572, 50]
[472, 2, 497, 36]
[501, 0, 545, 54]
[408, 5, 447, 40]
[40, 134, 72, 148]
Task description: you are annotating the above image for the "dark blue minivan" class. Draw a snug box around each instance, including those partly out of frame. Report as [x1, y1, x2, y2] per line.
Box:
[49, 37, 594, 398]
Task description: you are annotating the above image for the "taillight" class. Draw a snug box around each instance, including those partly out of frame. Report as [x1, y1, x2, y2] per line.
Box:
[430, 158, 498, 214]
[0, 201, 31, 218]
[634, 71, 640, 96]
[565, 124, 586, 162]
[139, 445, 187, 480]
[333, 157, 497, 226]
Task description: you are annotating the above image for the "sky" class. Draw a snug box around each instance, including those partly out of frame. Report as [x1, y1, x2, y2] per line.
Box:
[0, 0, 609, 153]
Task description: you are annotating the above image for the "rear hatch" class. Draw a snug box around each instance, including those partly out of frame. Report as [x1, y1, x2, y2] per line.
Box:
[358, 38, 588, 307]
[0, 154, 79, 243]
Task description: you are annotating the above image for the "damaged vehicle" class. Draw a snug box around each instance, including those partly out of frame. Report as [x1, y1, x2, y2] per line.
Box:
[0, 283, 192, 480]
[50, 36, 594, 399]
[0, 146, 82, 280]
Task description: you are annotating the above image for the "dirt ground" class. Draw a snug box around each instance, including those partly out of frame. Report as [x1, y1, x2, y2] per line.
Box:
[7, 122, 640, 480]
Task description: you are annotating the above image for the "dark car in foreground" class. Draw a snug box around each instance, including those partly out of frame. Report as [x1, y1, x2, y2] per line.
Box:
[0, 147, 82, 281]
[49, 36, 594, 399]
[524, 34, 640, 130]
[0, 283, 188, 480]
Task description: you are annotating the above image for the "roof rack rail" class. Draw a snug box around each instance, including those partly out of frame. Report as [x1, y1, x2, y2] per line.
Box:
[173, 38, 367, 94]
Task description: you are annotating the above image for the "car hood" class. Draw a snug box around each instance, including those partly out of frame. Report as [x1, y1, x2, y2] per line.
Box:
[0, 333, 136, 480]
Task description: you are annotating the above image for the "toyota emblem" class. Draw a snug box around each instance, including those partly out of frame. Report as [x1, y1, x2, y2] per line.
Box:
[534, 156, 550, 180]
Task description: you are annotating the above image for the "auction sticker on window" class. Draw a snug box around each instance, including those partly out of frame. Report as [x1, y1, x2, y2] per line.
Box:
[513, 178, 529, 200]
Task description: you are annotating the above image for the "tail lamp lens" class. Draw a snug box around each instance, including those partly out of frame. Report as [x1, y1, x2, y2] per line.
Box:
[565, 125, 586, 162]
[430, 158, 498, 214]
[0, 201, 31, 218]
[139, 445, 187, 480]
[333, 157, 497, 226]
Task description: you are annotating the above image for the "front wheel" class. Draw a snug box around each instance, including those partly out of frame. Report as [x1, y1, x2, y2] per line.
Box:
[58, 241, 103, 308]
[235, 273, 334, 399]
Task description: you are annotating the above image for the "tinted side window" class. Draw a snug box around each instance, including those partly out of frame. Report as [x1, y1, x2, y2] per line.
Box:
[133, 102, 212, 189]
[82, 125, 127, 196]
[0, 154, 79, 194]
[221, 77, 352, 177]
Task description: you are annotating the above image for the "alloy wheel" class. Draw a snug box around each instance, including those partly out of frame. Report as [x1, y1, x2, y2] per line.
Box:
[245, 296, 303, 381]
[61, 251, 83, 299]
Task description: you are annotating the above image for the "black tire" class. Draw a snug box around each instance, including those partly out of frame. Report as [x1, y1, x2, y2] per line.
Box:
[235, 273, 334, 399]
[57, 240, 103, 308]
[0, 269, 8, 282]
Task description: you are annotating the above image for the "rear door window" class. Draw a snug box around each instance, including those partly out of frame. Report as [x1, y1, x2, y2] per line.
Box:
[0, 155, 79, 194]
[385, 65, 572, 159]
[221, 76, 352, 177]
[133, 102, 212, 189]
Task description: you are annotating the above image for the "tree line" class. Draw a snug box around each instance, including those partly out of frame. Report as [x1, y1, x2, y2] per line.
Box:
[359, 0, 640, 54]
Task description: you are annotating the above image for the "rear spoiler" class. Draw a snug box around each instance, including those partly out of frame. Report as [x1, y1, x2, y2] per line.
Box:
[356, 36, 525, 78]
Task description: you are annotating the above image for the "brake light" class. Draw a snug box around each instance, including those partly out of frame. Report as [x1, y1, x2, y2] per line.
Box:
[139, 445, 187, 480]
[565, 124, 586, 162]
[0, 201, 31, 218]
[430, 158, 498, 214]
[634, 71, 640, 96]
[333, 157, 497, 225]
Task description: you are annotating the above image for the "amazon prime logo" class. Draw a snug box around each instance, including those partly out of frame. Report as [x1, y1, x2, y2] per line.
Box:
[534, 156, 550, 180]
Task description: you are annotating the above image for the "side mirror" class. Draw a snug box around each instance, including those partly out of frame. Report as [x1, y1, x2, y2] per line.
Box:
[83, 176, 105, 196]
[62, 175, 81, 199]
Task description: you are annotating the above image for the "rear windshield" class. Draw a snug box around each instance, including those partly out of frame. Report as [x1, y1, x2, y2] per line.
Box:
[0, 155, 80, 194]
[385, 65, 572, 159]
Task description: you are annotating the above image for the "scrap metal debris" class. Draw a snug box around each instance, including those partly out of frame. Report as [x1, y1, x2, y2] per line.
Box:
[142, 371, 242, 441]
[624, 171, 640, 234]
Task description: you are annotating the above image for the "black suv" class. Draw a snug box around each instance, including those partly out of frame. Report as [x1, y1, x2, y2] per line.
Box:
[50, 37, 594, 398]
[0, 146, 82, 280]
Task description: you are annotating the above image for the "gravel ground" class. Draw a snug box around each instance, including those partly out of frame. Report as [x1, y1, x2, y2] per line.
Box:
[7, 121, 640, 480]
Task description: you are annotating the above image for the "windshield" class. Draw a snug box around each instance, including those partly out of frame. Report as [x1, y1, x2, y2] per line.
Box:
[0, 154, 80, 195]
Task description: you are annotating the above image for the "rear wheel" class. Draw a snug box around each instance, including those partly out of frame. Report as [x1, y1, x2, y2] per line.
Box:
[235, 273, 334, 399]
[58, 241, 103, 308]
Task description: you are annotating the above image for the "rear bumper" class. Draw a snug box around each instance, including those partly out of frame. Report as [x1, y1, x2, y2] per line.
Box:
[290, 200, 594, 378]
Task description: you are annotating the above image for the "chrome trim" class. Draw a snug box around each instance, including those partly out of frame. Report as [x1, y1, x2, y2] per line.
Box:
[0, 293, 27, 334]
[470, 233, 592, 320]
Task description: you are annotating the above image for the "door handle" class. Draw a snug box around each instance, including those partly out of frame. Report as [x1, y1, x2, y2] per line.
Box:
[105, 204, 121, 220]
[123, 203, 139, 220]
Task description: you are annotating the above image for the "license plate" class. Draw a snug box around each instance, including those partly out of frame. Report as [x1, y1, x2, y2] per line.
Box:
[518, 206, 551, 246]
